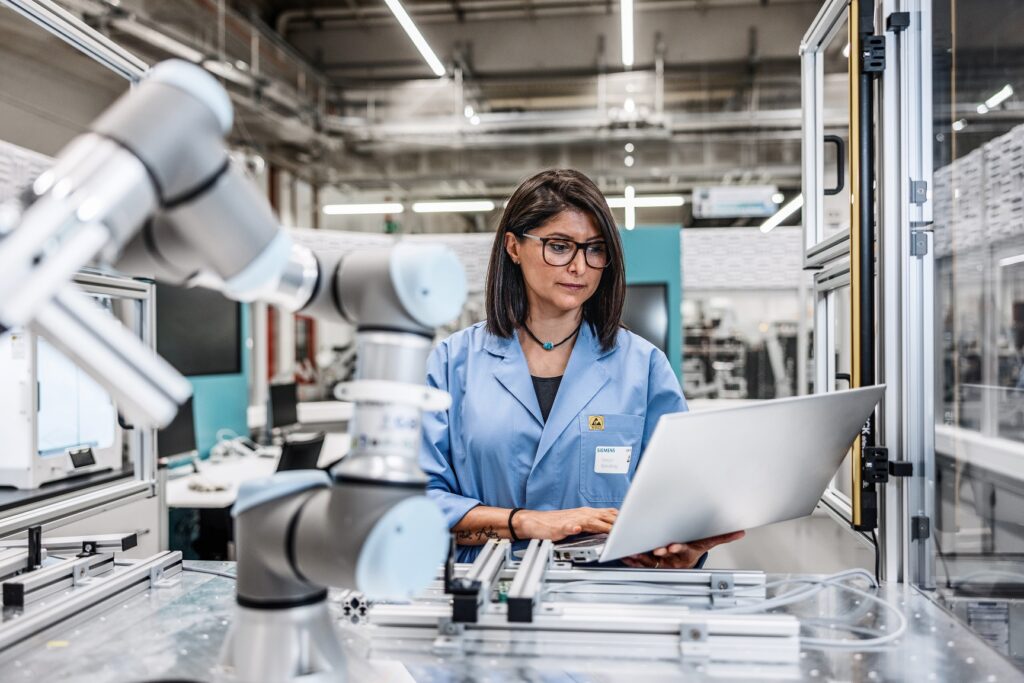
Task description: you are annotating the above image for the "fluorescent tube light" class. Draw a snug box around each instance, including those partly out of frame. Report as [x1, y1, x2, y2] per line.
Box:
[999, 253, 1024, 268]
[624, 186, 636, 230]
[984, 84, 1014, 110]
[412, 200, 495, 213]
[621, 0, 634, 67]
[606, 195, 684, 208]
[384, 0, 446, 77]
[323, 202, 404, 215]
[760, 194, 803, 233]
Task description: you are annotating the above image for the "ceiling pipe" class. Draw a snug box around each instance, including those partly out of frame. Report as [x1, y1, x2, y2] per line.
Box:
[277, 0, 818, 34]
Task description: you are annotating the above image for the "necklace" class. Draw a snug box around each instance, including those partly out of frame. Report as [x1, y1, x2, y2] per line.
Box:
[523, 321, 582, 351]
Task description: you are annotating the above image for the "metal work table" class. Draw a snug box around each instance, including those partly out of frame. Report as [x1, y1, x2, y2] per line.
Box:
[0, 559, 1021, 682]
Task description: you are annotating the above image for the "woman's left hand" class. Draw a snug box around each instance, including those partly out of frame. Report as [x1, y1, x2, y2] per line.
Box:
[622, 530, 746, 569]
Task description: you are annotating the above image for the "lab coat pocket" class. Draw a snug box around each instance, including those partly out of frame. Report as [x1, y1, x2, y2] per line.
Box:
[578, 413, 644, 504]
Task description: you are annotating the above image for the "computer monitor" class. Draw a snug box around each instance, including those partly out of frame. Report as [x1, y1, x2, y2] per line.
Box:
[623, 283, 670, 354]
[156, 284, 242, 377]
[158, 396, 197, 459]
[270, 382, 299, 430]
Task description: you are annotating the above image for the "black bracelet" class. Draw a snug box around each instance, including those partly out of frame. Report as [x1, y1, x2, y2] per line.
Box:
[508, 507, 524, 543]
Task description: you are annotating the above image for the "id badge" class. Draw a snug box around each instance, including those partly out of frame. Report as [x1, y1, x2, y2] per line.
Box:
[594, 446, 632, 474]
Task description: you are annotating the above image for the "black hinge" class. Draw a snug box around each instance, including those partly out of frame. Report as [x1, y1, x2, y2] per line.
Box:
[862, 36, 886, 74]
[886, 12, 911, 33]
[863, 447, 890, 484]
[863, 447, 914, 484]
[912, 515, 931, 541]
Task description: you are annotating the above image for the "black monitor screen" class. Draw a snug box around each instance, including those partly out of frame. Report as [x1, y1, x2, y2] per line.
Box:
[623, 283, 669, 354]
[158, 396, 197, 458]
[156, 284, 241, 377]
[270, 382, 299, 429]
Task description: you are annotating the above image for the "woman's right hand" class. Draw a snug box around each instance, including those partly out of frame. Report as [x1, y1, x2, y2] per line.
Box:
[515, 507, 618, 542]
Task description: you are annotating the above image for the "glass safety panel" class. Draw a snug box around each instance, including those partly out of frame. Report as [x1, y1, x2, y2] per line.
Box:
[931, 0, 1024, 671]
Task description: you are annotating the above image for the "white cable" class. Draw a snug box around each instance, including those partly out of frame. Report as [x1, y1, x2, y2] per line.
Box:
[719, 571, 905, 649]
[183, 565, 237, 580]
[800, 580, 907, 649]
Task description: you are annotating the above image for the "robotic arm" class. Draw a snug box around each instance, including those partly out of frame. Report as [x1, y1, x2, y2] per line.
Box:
[0, 60, 467, 681]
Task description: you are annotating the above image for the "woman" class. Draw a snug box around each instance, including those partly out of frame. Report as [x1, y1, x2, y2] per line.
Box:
[420, 169, 743, 567]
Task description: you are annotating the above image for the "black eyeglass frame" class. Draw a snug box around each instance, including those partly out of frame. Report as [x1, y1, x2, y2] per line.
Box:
[518, 233, 612, 269]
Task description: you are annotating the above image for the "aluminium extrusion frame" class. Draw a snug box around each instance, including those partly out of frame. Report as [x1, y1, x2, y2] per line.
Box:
[887, 0, 934, 590]
[1, 553, 115, 608]
[801, 0, 935, 583]
[368, 558, 789, 665]
[801, 2, 859, 532]
[800, 0, 851, 270]
[0, 551, 182, 655]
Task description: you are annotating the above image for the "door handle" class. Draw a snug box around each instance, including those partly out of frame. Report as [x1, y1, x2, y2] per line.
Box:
[824, 135, 845, 196]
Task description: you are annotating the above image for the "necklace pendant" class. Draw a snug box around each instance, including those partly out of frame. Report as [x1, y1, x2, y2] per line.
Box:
[543, 342, 553, 350]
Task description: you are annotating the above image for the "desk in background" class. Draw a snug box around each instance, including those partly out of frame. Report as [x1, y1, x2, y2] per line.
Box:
[166, 431, 350, 559]
[247, 400, 354, 433]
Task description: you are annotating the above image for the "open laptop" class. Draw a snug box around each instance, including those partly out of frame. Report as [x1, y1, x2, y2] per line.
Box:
[555, 386, 886, 564]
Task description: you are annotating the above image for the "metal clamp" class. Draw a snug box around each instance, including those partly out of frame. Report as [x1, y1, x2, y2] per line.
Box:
[710, 572, 736, 606]
[679, 622, 710, 660]
[433, 618, 467, 654]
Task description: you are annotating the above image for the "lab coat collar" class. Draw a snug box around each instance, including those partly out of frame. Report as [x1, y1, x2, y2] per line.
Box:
[534, 322, 613, 467]
[488, 329, 545, 425]
[485, 322, 619, 441]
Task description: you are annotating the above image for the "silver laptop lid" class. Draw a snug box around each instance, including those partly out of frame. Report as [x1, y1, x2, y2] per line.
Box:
[600, 386, 886, 562]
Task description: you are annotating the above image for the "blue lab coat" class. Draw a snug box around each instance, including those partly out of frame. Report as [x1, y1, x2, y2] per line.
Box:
[420, 320, 688, 562]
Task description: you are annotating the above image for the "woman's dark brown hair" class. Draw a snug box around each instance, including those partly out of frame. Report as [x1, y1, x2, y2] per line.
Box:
[485, 168, 626, 351]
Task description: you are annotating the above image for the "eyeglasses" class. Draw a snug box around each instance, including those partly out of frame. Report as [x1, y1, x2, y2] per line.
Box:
[519, 233, 611, 269]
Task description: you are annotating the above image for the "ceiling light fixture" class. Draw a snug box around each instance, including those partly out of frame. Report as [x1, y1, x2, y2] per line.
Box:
[952, 119, 967, 132]
[624, 155, 635, 167]
[760, 194, 804, 234]
[323, 202, 404, 216]
[624, 142, 635, 153]
[606, 195, 684, 208]
[464, 105, 474, 118]
[772, 192, 785, 204]
[621, 0, 634, 67]
[469, 115, 481, 126]
[412, 200, 495, 213]
[383, 0, 446, 77]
